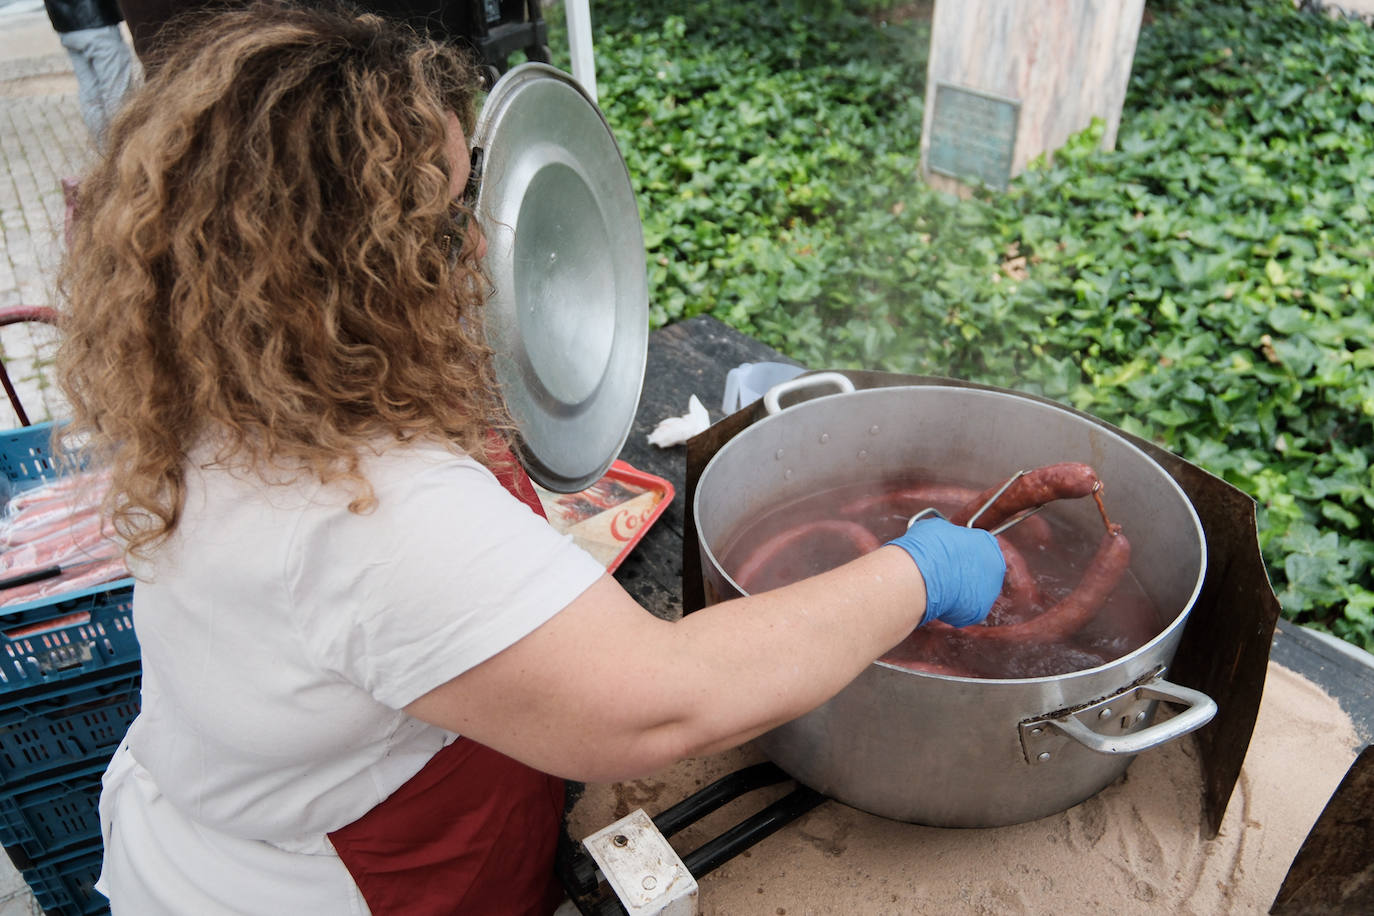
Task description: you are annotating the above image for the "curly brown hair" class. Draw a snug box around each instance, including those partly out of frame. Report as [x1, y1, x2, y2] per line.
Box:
[55, 1, 503, 557]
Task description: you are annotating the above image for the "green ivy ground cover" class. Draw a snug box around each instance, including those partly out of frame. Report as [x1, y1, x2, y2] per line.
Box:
[544, 0, 1374, 649]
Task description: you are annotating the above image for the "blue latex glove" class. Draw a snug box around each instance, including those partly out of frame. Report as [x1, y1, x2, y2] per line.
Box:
[886, 517, 1006, 627]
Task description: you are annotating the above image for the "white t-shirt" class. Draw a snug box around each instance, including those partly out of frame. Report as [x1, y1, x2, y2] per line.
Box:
[97, 442, 605, 915]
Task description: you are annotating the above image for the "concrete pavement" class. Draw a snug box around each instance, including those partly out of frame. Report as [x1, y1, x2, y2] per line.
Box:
[0, 5, 102, 432]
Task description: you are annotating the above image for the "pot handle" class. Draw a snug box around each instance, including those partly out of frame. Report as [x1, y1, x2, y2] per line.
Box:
[761, 372, 855, 416]
[1022, 677, 1217, 762]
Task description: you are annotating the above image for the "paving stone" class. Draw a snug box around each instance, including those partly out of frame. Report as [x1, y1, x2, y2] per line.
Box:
[0, 76, 88, 428]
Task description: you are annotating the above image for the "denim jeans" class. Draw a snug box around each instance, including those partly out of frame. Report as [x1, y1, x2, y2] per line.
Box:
[58, 24, 134, 143]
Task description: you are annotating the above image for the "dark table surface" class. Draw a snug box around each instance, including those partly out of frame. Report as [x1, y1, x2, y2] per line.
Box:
[614, 315, 1374, 748]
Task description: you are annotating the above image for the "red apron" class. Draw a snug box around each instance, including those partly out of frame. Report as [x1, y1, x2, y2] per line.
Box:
[327, 452, 567, 915]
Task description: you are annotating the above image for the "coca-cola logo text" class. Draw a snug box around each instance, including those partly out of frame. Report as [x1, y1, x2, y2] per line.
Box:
[610, 503, 656, 542]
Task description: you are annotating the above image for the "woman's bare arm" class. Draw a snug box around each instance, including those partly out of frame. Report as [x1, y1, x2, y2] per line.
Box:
[404, 544, 927, 783]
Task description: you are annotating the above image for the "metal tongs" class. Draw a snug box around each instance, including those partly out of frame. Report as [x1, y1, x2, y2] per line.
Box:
[906, 469, 1113, 533]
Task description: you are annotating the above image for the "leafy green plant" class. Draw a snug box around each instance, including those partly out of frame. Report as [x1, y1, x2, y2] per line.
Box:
[544, 0, 1374, 650]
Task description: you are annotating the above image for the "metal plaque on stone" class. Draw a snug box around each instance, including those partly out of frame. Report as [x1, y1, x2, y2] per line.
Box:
[927, 83, 1020, 191]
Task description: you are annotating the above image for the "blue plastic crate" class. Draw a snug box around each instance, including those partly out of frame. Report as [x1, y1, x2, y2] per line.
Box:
[0, 665, 139, 787]
[0, 585, 139, 694]
[0, 420, 137, 668]
[0, 423, 131, 915]
[0, 422, 83, 494]
[0, 760, 107, 865]
[20, 837, 107, 916]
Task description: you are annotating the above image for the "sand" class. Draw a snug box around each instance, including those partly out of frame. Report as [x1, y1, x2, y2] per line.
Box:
[566, 662, 1361, 914]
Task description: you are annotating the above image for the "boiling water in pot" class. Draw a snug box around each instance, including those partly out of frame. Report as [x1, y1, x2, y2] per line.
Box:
[718, 474, 1164, 679]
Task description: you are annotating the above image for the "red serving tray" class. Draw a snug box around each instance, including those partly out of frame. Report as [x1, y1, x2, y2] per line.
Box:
[533, 460, 675, 573]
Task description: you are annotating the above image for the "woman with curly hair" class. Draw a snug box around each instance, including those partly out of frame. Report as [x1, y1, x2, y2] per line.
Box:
[56, 2, 1004, 913]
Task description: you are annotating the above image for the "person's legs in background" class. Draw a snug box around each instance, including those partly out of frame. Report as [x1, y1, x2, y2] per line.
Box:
[57, 25, 133, 143]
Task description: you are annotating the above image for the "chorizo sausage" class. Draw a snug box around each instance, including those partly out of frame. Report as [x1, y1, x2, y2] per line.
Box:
[1, 513, 112, 575]
[844, 484, 1054, 549]
[36, 557, 129, 597]
[971, 525, 1131, 643]
[1, 504, 102, 549]
[949, 462, 1100, 531]
[4, 468, 111, 515]
[841, 484, 981, 518]
[0, 557, 130, 609]
[880, 627, 976, 677]
[883, 657, 973, 678]
[733, 520, 882, 594]
[984, 535, 1042, 625]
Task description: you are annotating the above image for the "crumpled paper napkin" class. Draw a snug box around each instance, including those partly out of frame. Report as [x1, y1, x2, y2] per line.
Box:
[647, 395, 709, 448]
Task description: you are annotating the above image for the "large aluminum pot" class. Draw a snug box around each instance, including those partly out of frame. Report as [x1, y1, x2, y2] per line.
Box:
[694, 374, 1215, 827]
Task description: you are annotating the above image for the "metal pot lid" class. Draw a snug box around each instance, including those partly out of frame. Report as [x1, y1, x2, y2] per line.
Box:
[472, 63, 649, 493]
